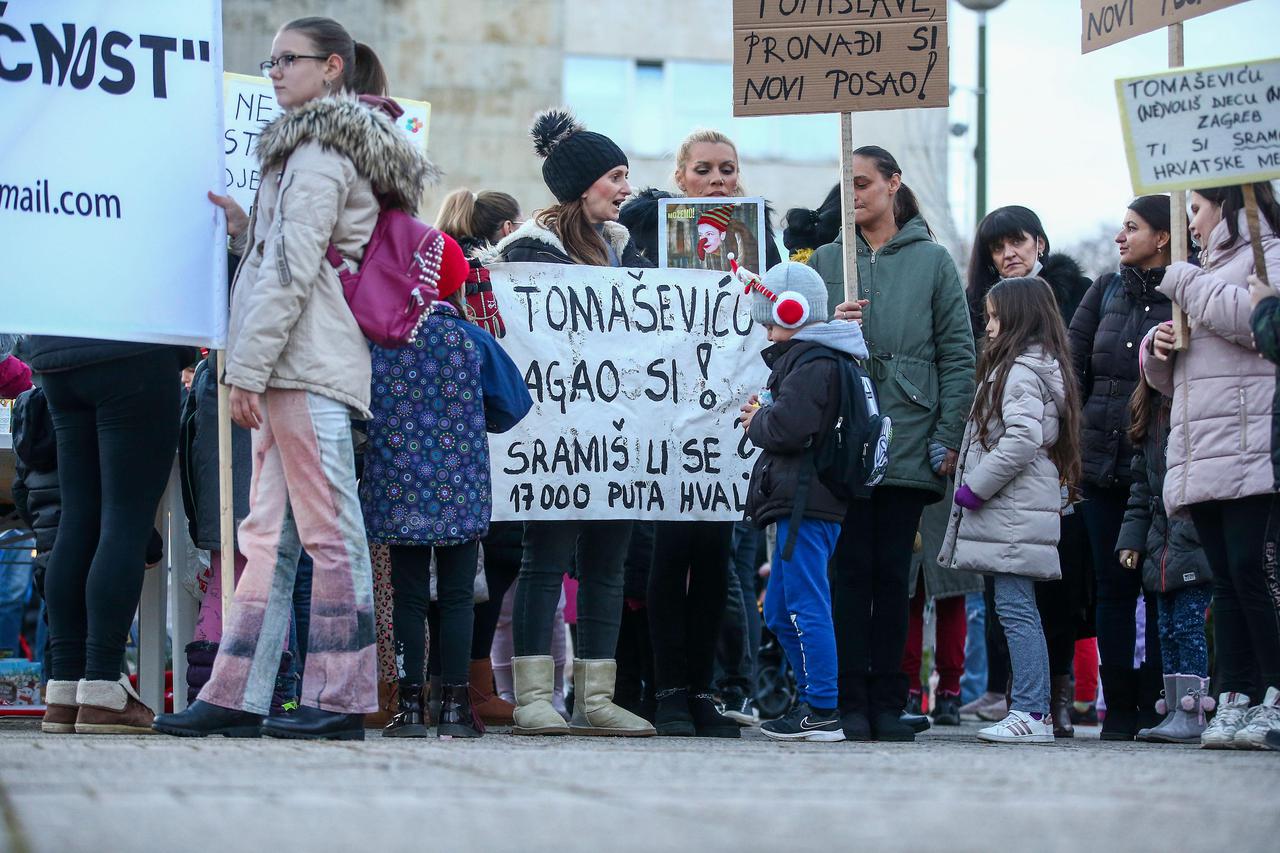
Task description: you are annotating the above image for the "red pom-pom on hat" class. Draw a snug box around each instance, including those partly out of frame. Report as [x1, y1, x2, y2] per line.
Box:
[436, 233, 469, 301]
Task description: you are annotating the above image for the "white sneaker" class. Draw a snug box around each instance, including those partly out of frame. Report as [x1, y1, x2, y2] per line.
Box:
[977, 709, 1054, 744]
[1201, 692, 1250, 749]
[1233, 687, 1280, 750]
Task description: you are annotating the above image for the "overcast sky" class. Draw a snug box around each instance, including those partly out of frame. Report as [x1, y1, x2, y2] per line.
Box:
[944, 0, 1280, 246]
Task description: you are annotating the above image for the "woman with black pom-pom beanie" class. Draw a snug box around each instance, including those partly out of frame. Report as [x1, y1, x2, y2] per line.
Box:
[484, 109, 655, 737]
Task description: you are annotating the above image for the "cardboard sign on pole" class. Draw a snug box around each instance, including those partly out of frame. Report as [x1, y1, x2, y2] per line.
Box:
[1081, 0, 1254, 53]
[731, 1, 948, 117]
[1116, 56, 1280, 194]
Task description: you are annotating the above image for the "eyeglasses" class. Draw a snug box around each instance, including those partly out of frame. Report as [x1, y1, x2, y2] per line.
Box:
[259, 53, 329, 77]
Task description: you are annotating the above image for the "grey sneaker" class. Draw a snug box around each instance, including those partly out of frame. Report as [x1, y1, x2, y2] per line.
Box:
[1201, 692, 1250, 749]
[1233, 687, 1280, 750]
[960, 691, 1008, 722]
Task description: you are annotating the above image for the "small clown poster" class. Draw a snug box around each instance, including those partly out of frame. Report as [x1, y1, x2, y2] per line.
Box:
[657, 197, 767, 275]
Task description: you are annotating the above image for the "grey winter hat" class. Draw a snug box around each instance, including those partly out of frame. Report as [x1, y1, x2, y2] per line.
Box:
[530, 108, 628, 203]
[750, 262, 829, 328]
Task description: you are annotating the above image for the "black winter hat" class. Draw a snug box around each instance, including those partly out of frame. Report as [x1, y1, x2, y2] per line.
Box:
[530, 108, 628, 203]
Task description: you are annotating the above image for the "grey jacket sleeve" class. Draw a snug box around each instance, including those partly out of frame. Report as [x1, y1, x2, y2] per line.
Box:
[224, 142, 350, 393]
[963, 367, 1045, 501]
[1115, 447, 1152, 556]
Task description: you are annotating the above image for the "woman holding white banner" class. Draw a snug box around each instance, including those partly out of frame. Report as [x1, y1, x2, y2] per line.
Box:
[617, 128, 781, 735]
[486, 109, 655, 737]
[154, 17, 435, 741]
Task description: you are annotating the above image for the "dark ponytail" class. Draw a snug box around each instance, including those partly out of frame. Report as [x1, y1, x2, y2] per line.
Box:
[852, 145, 932, 237]
[281, 17, 386, 95]
[784, 184, 841, 252]
[349, 41, 387, 96]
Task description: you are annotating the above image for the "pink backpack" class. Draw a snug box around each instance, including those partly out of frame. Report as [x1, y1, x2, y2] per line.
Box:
[326, 210, 443, 348]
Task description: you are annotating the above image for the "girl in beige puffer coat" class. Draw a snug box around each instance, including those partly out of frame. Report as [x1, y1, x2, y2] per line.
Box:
[938, 277, 1082, 744]
[1141, 183, 1280, 750]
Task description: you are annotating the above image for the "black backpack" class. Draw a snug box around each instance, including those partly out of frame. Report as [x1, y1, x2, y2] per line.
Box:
[781, 347, 893, 560]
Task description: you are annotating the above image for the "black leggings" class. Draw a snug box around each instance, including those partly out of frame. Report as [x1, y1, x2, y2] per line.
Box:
[1190, 495, 1280, 697]
[832, 486, 930, 712]
[389, 542, 478, 686]
[42, 349, 181, 682]
[514, 520, 632, 659]
[427, 527, 520, 676]
[647, 521, 734, 693]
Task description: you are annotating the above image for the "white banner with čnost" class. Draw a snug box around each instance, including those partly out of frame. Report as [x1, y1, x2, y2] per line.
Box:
[0, 0, 227, 347]
[487, 263, 771, 521]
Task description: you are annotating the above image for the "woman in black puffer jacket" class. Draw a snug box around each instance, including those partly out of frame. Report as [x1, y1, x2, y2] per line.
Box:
[1067, 195, 1176, 740]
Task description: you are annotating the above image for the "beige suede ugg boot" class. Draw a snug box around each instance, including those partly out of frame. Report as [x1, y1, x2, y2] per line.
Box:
[569, 659, 656, 737]
[512, 655, 569, 736]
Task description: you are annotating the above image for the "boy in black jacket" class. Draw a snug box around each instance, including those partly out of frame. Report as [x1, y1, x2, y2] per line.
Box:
[740, 262, 868, 741]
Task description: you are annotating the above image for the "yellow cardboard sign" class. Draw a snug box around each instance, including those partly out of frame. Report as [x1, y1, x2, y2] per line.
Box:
[1116, 56, 1280, 194]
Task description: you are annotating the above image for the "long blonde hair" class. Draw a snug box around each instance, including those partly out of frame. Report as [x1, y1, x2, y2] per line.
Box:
[536, 199, 609, 266]
[674, 129, 745, 196]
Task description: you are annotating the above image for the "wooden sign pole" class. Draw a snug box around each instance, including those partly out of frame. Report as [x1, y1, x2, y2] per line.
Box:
[1168, 22, 1191, 351]
[216, 349, 235, 622]
[1243, 184, 1270, 286]
[839, 112, 860, 304]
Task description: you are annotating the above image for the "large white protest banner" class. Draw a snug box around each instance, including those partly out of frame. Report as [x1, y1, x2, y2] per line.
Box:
[1, 0, 226, 345]
[223, 72, 431, 215]
[1, 0, 227, 348]
[487, 264, 771, 522]
[1116, 57, 1280, 194]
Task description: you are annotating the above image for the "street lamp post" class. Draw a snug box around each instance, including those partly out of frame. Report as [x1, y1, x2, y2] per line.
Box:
[958, 0, 1007, 227]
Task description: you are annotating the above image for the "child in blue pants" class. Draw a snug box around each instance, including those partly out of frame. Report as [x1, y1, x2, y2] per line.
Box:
[739, 262, 868, 742]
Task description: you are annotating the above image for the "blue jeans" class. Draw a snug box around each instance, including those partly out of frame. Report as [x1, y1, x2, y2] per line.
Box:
[993, 575, 1050, 716]
[763, 519, 840, 710]
[0, 530, 37, 657]
[960, 591, 987, 705]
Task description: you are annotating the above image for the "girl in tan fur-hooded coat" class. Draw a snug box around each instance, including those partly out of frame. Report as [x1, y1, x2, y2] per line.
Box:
[155, 17, 436, 741]
[938, 277, 1082, 745]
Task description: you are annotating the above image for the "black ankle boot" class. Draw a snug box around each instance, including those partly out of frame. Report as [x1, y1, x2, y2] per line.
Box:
[263, 705, 364, 741]
[1100, 666, 1137, 741]
[153, 699, 263, 738]
[437, 684, 483, 738]
[655, 689, 695, 736]
[689, 693, 740, 738]
[384, 683, 429, 738]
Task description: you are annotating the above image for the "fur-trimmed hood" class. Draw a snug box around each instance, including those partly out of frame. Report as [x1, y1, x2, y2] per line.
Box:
[255, 95, 439, 212]
[479, 217, 636, 265]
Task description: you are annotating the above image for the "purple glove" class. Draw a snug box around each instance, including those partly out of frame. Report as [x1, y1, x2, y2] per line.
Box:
[954, 484, 985, 510]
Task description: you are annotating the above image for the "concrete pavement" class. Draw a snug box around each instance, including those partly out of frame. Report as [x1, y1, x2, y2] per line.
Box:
[1, 718, 1276, 853]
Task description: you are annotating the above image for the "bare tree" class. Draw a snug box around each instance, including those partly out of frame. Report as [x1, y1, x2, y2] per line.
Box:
[1063, 223, 1118, 282]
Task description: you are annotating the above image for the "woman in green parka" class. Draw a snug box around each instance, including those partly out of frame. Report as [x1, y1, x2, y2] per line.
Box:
[807, 146, 977, 741]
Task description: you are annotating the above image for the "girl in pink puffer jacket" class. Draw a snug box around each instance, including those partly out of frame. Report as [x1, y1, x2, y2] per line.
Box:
[1141, 182, 1280, 751]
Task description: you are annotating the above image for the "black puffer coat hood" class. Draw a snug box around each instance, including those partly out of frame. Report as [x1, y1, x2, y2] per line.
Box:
[10, 388, 60, 553]
[1068, 266, 1173, 488]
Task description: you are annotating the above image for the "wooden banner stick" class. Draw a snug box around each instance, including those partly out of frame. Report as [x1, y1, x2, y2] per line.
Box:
[216, 349, 235, 622]
[1168, 22, 1191, 352]
[1243, 183, 1269, 287]
[839, 112, 860, 304]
